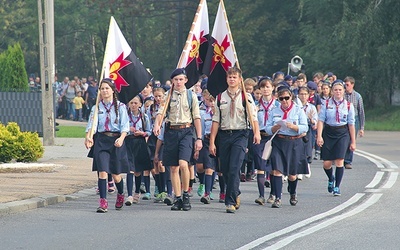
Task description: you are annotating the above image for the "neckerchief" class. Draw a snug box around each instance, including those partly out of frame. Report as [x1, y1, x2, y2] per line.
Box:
[332, 98, 344, 123]
[101, 100, 113, 131]
[280, 101, 294, 120]
[260, 97, 274, 125]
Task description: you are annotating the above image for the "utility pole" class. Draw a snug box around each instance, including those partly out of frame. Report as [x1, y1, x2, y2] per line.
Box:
[38, 0, 55, 146]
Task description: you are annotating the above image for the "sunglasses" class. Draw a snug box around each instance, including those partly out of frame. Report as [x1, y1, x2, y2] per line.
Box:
[279, 96, 291, 101]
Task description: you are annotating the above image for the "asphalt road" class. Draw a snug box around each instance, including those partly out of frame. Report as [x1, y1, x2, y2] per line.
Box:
[0, 132, 399, 250]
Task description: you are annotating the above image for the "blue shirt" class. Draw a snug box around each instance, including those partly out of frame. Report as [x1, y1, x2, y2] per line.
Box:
[128, 111, 151, 137]
[318, 98, 355, 126]
[257, 97, 279, 131]
[86, 100, 129, 133]
[266, 102, 308, 136]
[301, 103, 318, 126]
[200, 107, 213, 137]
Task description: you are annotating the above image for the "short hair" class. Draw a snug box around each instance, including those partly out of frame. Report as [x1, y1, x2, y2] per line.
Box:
[244, 78, 257, 87]
[313, 72, 324, 79]
[297, 73, 307, 81]
[258, 77, 273, 88]
[227, 66, 242, 76]
[344, 76, 355, 84]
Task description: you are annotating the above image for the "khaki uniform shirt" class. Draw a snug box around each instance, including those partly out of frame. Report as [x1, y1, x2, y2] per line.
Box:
[157, 88, 201, 125]
[212, 90, 258, 130]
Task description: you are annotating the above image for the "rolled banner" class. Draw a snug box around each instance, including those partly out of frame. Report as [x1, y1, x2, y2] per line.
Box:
[261, 129, 280, 160]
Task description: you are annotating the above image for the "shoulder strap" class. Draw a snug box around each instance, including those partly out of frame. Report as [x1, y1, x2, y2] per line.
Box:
[187, 89, 192, 111]
[217, 93, 222, 107]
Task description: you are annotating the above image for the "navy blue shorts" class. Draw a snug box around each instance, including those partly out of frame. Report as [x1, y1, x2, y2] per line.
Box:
[162, 126, 194, 167]
[197, 138, 216, 170]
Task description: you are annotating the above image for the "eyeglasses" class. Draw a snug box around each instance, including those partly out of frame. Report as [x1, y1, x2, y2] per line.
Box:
[279, 96, 291, 101]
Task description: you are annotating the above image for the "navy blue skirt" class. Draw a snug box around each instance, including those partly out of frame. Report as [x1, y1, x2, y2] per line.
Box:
[321, 124, 350, 160]
[125, 135, 153, 172]
[270, 136, 309, 176]
[197, 138, 216, 170]
[90, 133, 129, 174]
[252, 135, 272, 172]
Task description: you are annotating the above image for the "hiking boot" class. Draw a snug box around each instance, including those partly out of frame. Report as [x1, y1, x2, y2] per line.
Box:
[164, 195, 173, 206]
[200, 194, 211, 204]
[108, 181, 115, 194]
[171, 198, 183, 211]
[255, 196, 265, 206]
[271, 198, 281, 208]
[182, 193, 191, 211]
[219, 193, 226, 203]
[290, 194, 298, 206]
[115, 193, 124, 210]
[345, 164, 352, 169]
[125, 196, 133, 206]
[226, 205, 236, 213]
[267, 194, 276, 204]
[97, 198, 108, 213]
[197, 184, 205, 197]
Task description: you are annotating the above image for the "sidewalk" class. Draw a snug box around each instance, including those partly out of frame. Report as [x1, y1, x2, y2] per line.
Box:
[0, 127, 399, 215]
[0, 119, 96, 214]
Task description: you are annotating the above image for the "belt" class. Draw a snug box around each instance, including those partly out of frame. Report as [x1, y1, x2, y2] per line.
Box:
[101, 132, 121, 137]
[219, 129, 245, 134]
[325, 124, 348, 129]
[260, 130, 269, 137]
[277, 134, 303, 140]
[169, 123, 192, 130]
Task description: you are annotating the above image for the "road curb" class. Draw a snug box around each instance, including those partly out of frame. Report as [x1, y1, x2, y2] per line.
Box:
[0, 188, 95, 216]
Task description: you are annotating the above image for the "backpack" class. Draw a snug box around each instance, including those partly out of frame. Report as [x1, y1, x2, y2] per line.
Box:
[166, 89, 193, 117]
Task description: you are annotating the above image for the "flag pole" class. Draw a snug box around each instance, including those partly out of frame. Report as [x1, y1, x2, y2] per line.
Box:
[159, 0, 205, 125]
[88, 17, 113, 139]
[219, 0, 256, 131]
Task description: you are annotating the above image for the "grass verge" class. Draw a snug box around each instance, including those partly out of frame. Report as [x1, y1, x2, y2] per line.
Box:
[365, 106, 400, 131]
[56, 126, 86, 138]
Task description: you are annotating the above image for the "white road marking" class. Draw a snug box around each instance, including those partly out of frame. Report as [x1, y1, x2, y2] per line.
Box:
[365, 171, 384, 188]
[381, 172, 398, 189]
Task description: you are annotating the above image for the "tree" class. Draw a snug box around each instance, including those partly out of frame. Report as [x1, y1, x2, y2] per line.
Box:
[0, 43, 29, 92]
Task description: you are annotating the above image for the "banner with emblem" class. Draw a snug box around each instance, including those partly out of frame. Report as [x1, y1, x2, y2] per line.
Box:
[177, 0, 209, 89]
[102, 16, 153, 104]
[202, 0, 237, 97]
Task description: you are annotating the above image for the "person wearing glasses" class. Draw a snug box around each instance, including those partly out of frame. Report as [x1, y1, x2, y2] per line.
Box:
[316, 80, 356, 196]
[266, 85, 309, 208]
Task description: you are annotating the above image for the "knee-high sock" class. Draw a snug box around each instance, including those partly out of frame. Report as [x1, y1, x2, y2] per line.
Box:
[135, 175, 142, 194]
[288, 178, 298, 195]
[159, 172, 166, 193]
[115, 179, 124, 195]
[273, 175, 282, 199]
[98, 178, 107, 199]
[126, 173, 134, 196]
[205, 174, 213, 195]
[257, 174, 265, 197]
[218, 175, 225, 194]
[270, 175, 275, 196]
[335, 167, 344, 187]
[143, 175, 150, 193]
[154, 174, 160, 190]
[197, 172, 205, 185]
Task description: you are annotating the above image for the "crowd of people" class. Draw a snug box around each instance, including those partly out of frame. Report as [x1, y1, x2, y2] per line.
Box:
[83, 67, 365, 213]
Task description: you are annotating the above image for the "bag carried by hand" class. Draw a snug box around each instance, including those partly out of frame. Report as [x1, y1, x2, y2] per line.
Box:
[262, 130, 279, 160]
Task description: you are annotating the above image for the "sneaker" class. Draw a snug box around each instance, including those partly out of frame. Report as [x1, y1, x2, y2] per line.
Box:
[154, 186, 159, 197]
[209, 192, 214, 200]
[197, 184, 205, 197]
[132, 193, 140, 204]
[108, 181, 115, 194]
[328, 176, 335, 193]
[235, 195, 241, 210]
[140, 183, 146, 194]
[283, 175, 288, 182]
[182, 193, 191, 211]
[164, 195, 173, 206]
[226, 205, 236, 213]
[314, 151, 320, 160]
[345, 163, 352, 169]
[290, 194, 298, 206]
[142, 192, 151, 200]
[297, 174, 303, 180]
[240, 173, 246, 182]
[271, 198, 281, 208]
[125, 196, 133, 206]
[219, 193, 226, 203]
[115, 193, 124, 210]
[171, 198, 183, 211]
[96, 198, 108, 213]
[264, 180, 270, 188]
[333, 187, 341, 196]
[267, 194, 276, 204]
[255, 196, 265, 206]
[154, 192, 167, 203]
[200, 194, 211, 204]
[187, 187, 193, 197]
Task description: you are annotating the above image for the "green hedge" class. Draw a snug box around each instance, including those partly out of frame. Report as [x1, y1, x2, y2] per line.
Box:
[0, 122, 44, 163]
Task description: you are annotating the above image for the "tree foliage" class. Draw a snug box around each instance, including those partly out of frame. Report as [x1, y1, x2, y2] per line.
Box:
[0, 43, 29, 92]
[0, 0, 399, 106]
